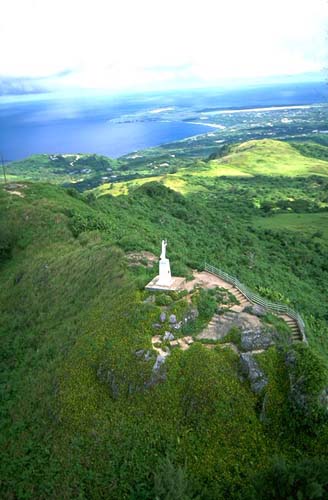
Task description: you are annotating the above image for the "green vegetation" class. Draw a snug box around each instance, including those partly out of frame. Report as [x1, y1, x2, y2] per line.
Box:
[8, 137, 328, 198]
[91, 139, 328, 198]
[249, 457, 328, 500]
[254, 213, 328, 242]
[1, 137, 328, 498]
[209, 139, 328, 177]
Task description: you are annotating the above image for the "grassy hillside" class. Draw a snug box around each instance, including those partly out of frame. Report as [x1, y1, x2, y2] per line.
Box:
[6, 153, 121, 189]
[6, 139, 328, 198]
[254, 213, 328, 243]
[213, 139, 328, 176]
[1, 142, 328, 498]
[94, 139, 328, 197]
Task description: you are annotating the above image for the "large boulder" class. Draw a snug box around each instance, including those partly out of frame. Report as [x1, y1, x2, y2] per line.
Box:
[240, 353, 268, 394]
[169, 314, 177, 324]
[319, 387, 328, 410]
[240, 327, 275, 351]
[153, 354, 167, 372]
[160, 312, 166, 323]
[163, 331, 175, 341]
[248, 304, 267, 317]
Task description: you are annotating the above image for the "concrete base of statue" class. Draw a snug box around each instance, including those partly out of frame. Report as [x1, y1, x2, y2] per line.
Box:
[158, 257, 172, 286]
[145, 275, 186, 292]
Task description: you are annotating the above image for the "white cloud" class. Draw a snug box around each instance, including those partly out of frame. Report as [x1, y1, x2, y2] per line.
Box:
[1, 0, 327, 91]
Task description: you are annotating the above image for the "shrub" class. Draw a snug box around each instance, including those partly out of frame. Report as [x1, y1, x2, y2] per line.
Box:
[155, 294, 173, 306]
[193, 289, 217, 320]
[153, 456, 199, 500]
[285, 343, 328, 431]
[249, 457, 328, 500]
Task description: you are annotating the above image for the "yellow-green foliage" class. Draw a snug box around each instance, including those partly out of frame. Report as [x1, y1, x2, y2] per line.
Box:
[93, 174, 191, 197]
[93, 140, 328, 200]
[212, 139, 328, 177]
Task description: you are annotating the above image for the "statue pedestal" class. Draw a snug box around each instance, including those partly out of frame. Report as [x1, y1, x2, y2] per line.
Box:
[145, 275, 186, 292]
[158, 258, 172, 286]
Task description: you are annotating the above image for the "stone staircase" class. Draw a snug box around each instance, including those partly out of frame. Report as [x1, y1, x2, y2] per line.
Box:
[230, 288, 304, 342]
[231, 288, 303, 342]
[198, 281, 304, 343]
[204, 314, 221, 338]
[204, 263, 306, 343]
[229, 288, 251, 312]
[279, 314, 303, 342]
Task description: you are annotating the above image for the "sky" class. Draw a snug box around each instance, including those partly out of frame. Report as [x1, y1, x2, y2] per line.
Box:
[0, 0, 327, 94]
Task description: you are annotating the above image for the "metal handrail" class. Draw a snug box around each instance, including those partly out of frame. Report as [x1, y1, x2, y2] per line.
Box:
[204, 263, 307, 342]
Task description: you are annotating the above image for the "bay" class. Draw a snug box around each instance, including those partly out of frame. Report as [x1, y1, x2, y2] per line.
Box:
[0, 119, 210, 161]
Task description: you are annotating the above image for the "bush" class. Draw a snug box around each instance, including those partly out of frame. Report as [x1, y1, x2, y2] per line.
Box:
[249, 457, 328, 500]
[153, 456, 198, 500]
[155, 294, 174, 306]
[193, 289, 217, 320]
[285, 343, 328, 431]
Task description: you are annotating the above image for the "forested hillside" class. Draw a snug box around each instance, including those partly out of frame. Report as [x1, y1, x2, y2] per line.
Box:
[1, 140, 328, 499]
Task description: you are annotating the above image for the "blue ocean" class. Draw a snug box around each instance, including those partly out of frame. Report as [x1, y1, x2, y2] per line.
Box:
[1, 81, 327, 161]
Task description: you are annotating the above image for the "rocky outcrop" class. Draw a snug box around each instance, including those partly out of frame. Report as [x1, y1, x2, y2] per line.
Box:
[97, 366, 120, 399]
[163, 331, 175, 341]
[153, 354, 167, 372]
[240, 353, 268, 394]
[240, 327, 275, 352]
[247, 304, 267, 317]
[198, 311, 276, 351]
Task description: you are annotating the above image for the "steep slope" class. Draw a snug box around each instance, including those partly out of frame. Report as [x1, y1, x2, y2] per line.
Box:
[0, 181, 327, 499]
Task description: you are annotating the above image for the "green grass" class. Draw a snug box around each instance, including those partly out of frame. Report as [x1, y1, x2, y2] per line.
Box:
[210, 139, 328, 177]
[253, 213, 328, 242]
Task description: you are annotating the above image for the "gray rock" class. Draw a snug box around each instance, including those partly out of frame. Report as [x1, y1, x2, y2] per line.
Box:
[260, 392, 269, 422]
[152, 323, 162, 329]
[160, 312, 166, 323]
[185, 308, 199, 322]
[250, 304, 267, 317]
[240, 353, 268, 394]
[285, 349, 296, 368]
[136, 349, 153, 361]
[163, 331, 175, 341]
[169, 314, 177, 324]
[241, 328, 275, 351]
[153, 354, 167, 372]
[144, 350, 152, 361]
[319, 387, 328, 410]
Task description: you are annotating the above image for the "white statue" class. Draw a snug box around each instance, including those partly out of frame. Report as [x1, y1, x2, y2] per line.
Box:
[158, 239, 172, 286]
[160, 239, 167, 260]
